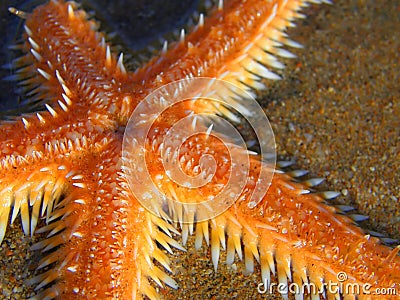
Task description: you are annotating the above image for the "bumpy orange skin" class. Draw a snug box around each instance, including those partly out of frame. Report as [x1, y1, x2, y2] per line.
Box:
[0, 1, 399, 299]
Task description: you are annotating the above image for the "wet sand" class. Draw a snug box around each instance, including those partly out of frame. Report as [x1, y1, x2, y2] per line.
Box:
[0, 0, 399, 299]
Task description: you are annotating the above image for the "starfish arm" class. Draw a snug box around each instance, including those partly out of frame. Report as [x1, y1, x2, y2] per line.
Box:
[9, 1, 135, 127]
[0, 131, 180, 298]
[227, 171, 400, 297]
[131, 0, 329, 95]
[0, 2, 131, 160]
[111, 183, 184, 299]
[0, 157, 75, 242]
[0, 132, 114, 244]
[157, 143, 400, 298]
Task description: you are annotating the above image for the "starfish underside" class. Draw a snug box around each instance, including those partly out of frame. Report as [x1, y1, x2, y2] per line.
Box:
[0, 0, 399, 299]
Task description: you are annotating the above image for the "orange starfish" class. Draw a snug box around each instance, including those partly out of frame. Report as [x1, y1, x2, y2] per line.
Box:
[0, 0, 399, 299]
